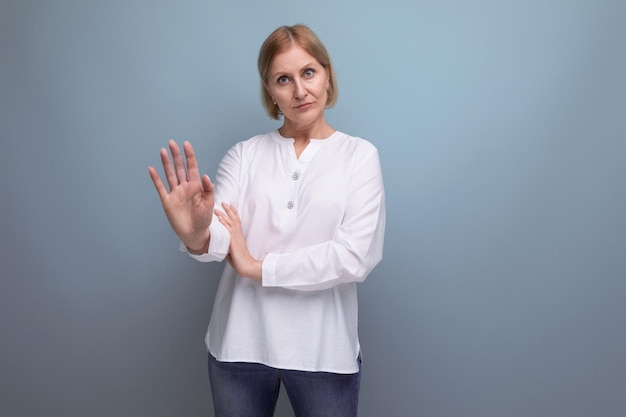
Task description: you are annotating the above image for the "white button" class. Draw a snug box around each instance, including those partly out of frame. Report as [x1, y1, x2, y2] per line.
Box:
[292, 171, 300, 180]
[287, 201, 294, 209]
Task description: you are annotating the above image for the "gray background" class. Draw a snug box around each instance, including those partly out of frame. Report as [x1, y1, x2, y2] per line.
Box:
[1, 0, 625, 416]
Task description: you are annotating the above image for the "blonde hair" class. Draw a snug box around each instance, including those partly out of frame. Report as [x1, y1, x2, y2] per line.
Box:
[258, 24, 338, 120]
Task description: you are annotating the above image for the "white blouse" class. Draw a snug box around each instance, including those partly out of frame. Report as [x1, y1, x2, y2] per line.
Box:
[185, 130, 385, 373]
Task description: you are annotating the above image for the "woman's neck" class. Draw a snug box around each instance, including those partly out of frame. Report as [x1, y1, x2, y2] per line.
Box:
[279, 119, 335, 144]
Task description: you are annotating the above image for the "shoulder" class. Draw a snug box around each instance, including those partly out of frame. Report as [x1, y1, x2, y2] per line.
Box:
[229, 131, 279, 152]
[332, 131, 379, 158]
[231, 131, 270, 147]
[242, 131, 275, 145]
[223, 131, 277, 158]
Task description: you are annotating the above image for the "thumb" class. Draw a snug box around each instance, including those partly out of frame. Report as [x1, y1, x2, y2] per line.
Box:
[201, 174, 215, 193]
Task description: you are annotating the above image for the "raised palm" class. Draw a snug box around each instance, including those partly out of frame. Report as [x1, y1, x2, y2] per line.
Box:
[148, 140, 214, 251]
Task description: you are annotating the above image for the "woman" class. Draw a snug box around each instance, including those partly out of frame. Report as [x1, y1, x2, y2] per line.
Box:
[148, 24, 385, 417]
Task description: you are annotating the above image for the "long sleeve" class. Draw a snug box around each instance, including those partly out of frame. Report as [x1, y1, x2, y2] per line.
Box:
[261, 146, 386, 291]
[180, 142, 243, 262]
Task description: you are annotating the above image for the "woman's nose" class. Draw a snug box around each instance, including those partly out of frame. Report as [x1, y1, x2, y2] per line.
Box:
[293, 79, 307, 98]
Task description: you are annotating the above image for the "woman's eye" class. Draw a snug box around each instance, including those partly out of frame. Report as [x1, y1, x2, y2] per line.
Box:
[277, 76, 289, 84]
[304, 69, 314, 77]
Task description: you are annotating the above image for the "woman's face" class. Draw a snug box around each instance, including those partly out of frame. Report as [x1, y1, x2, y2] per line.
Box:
[264, 45, 329, 129]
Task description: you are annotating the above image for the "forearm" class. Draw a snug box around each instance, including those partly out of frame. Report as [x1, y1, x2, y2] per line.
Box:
[234, 257, 263, 281]
[262, 235, 383, 291]
[181, 221, 230, 262]
[262, 187, 386, 291]
[183, 229, 211, 255]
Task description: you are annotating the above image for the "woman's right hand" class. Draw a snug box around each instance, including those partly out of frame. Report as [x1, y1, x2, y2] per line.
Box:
[148, 140, 214, 253]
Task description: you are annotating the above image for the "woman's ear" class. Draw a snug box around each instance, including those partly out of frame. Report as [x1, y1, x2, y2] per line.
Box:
[263, 82, 275, 103]
[325, 65, 332, 89]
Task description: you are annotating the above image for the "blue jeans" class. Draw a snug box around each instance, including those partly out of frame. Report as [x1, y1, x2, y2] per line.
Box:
[208, 354, 361, 417]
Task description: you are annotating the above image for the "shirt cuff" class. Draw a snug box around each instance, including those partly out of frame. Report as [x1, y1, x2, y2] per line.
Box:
[179, 223, 229, 262]
[261, 253, 278, 286]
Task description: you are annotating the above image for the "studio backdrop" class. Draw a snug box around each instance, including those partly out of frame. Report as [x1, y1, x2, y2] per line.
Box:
[1, 1, 625, 416]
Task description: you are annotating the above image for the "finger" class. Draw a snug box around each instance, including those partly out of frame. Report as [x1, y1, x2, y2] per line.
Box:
[183, 141, 201, 182]
[220, 203, 232, 218]
[148, 166, 169, 200]
[160, 147, 177, 191]
[214, 209, 232, 229]
[221, 203, 240, 220]
[201, 174, 214, 194]
[168, 140, 188, 184]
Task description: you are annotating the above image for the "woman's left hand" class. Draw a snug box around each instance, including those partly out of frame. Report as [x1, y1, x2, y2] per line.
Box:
[214, 203, 262, 281]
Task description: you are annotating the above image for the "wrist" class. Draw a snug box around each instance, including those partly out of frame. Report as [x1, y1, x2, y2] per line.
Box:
[187, 243, 209, 255]
[239, 258, 263, 281]
[184, 230, 210, 255]
[251, 259, 263, 281]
